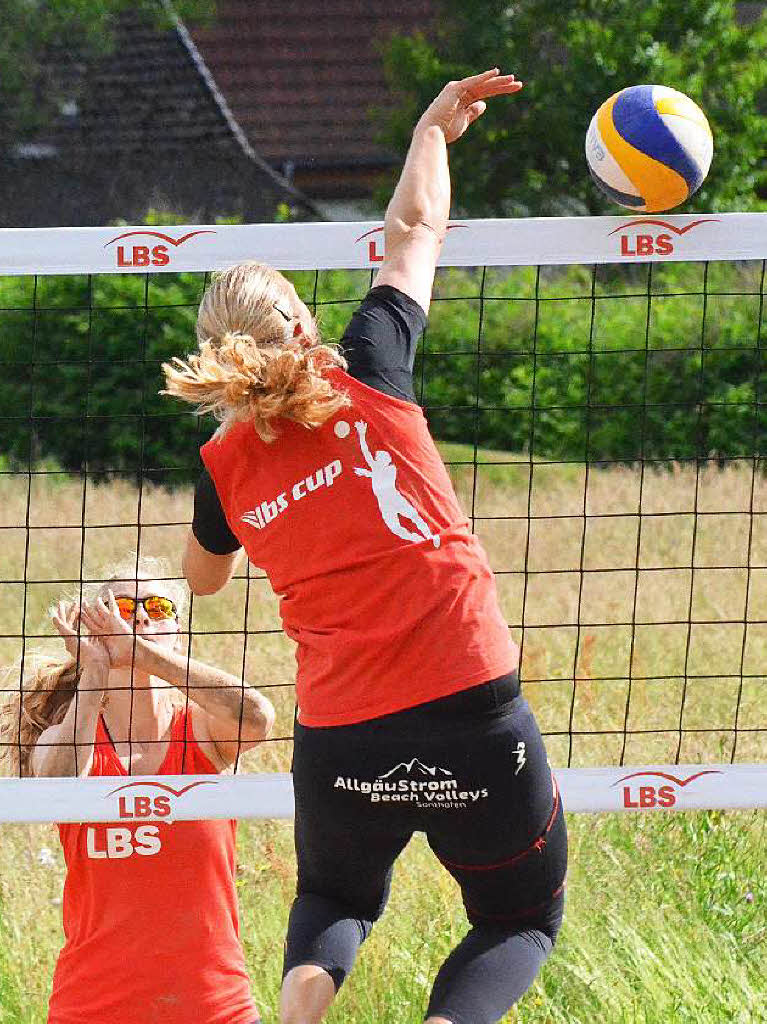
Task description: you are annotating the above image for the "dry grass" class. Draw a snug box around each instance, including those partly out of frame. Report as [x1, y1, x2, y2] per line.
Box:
[1, 458, 766, 1021]
[1, 454, 765, 777]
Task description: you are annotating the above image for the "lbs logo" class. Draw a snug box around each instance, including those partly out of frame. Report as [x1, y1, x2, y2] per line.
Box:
[608, 218, 719, 257]
[103, 229, 215, 268]
[355, 226, 387, 264]
[87, 780, 217, 859]
[355, 224, 467, 265]
[614, 769, 722, 809]
[86, 825, 162, 859]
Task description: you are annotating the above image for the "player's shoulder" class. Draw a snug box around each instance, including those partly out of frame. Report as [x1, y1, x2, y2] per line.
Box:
[346, 284, 427, 329]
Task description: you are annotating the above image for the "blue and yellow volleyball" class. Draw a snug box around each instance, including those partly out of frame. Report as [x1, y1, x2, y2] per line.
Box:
[585, 85, 713, 213]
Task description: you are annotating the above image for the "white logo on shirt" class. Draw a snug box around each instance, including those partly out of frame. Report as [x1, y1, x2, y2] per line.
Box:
[86, 825, 162, 859]
[353, 421, 440, 547]
[241, 460, 342, 530]
[237, 418, 439, 549]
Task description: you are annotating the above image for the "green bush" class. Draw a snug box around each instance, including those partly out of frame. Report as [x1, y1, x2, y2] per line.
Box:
[1, 261, 765, 485]
[421, 261, 767, 463]
[0, 271, 211, 485]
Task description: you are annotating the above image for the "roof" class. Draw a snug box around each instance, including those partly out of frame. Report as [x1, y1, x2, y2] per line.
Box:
[35, 12, 234, 153]
[11, 9, 319, 217]
[188, 0, 434, 169]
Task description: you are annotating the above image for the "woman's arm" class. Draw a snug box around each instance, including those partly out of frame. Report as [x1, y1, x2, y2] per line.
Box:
[132, 636, 275, 759]
[355, 420, 375, 467]
[31, 602, 112, 778]
[374, 68, 522, 315]
[184, 529, 242, 597]
[31, 662, 108, 778]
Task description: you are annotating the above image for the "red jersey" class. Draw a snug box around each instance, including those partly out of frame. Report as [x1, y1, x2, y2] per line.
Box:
[202, 369, 517, 727]
[51, 710, 258, 1024]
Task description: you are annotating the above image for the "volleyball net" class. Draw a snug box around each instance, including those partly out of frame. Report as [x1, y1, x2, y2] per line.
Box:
[1, 213, 766, 821]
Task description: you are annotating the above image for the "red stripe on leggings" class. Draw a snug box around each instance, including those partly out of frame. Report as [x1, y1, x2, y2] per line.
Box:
[466, 880, 567, 925]
[437, 773, 560, 873]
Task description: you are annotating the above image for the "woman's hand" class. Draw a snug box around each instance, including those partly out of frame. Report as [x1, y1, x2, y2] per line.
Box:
[51, 601, 111, 675]
[417, 68, 523, 144]
[78, 591, 140, 669]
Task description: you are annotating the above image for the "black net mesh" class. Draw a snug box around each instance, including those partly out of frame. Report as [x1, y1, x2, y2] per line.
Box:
[2, 256, 766, 777]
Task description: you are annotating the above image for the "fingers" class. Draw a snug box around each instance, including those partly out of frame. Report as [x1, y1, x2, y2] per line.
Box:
[51, 614, 74, 637]
[80, 594, 113, 625]
[51, 600, 77, 636]
[53, 600, 77, 625]
[484, 79, 524, 98]
[80, 599, 110, 633]
[457, 69, 523, 101]
[79, 605, 101, 634]
[470, 76, 523, 100]
[455, 68, 502, 89]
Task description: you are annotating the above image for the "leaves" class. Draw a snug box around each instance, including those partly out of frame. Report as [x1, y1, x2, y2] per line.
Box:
[378, 0, 767, 216]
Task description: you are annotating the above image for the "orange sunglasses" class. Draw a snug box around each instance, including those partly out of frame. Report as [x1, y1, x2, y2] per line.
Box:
[114, 595, 177, 621]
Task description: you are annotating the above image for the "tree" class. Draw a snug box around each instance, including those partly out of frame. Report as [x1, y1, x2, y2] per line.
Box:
[379, 0, 767, 216]
[1, 0, 213, 151]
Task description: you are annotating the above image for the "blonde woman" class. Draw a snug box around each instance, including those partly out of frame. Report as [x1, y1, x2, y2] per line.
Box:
[0, 558, 273, 1024]
[164, 71, 567, 1024]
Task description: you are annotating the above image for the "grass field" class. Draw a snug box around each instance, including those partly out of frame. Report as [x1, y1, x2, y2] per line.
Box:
[0, 454, 765, 1021]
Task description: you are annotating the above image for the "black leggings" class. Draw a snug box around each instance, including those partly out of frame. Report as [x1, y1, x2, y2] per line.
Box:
[284, 675, 567, 1024]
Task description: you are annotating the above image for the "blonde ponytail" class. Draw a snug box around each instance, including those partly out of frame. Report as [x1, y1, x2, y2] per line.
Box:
[161, 262, 350, 442]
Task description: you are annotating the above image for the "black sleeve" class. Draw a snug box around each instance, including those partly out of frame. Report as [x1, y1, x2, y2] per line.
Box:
[340, 285, 427, 404]
[192, 467, 242, 555]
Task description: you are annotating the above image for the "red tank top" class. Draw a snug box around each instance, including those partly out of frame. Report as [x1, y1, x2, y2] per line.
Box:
[202, 369, 517, 727]
[50, 710, 258, 1024]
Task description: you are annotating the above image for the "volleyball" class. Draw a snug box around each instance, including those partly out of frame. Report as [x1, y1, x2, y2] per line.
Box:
[585, 85, 713, 213]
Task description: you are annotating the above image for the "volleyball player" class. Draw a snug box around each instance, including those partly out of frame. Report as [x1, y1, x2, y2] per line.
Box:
[0, 557, 273, 1024]
[163, 69, 567, 1024]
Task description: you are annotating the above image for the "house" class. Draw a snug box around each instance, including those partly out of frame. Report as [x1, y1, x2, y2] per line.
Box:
[1, 2, 434, 227]
[188, 0, 434, 218]
[5, 1, 759, 228]
[0, 9, 320, 227]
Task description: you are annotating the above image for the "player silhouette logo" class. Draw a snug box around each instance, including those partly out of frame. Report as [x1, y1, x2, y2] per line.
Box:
[353, 420, 440, 548]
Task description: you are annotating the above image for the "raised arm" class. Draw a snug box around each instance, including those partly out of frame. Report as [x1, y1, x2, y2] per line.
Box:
[31, 603, 111, 778]
[355, 420, 375, 468]
[374, 68, 523, 315]
[31, 674, 103, 778]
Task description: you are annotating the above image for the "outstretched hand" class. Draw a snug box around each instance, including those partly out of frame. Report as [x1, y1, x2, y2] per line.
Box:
[78, 591, 139, 669]
[51, 601, 111, 673]
[417, 68, 523, 144]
